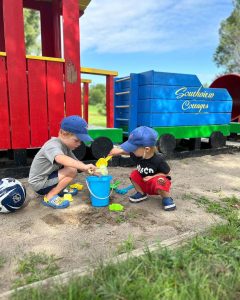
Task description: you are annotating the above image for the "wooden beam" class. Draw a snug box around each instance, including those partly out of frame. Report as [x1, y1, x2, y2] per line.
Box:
[62, 0, 81, 116]
[3, 0, 30, 148]
[81, 67, 118, 76]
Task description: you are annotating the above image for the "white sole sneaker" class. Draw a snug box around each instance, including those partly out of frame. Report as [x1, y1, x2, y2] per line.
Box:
[129, 195, 148, 203]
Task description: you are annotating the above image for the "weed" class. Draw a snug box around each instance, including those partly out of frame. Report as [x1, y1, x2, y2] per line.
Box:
[13, 252, 60, 288]
[195, 195, 240, 221]
[114, 214, 126, 224]
[181, 193, 195, 200]
[116, 235, 136, 254]
[0, 254, 6, 268]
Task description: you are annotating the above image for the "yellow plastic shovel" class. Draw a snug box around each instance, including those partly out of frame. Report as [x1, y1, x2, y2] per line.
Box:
[95, 156, 112, 168]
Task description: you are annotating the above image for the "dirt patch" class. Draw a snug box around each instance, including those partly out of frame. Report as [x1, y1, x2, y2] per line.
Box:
[41, 207, 154, 228]
[0, 152, 240, 293]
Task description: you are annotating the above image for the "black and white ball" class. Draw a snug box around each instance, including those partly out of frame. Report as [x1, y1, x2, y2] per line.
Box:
[0, 178, 26, 213]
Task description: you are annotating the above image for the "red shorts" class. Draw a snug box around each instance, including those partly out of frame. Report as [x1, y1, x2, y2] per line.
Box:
[130, 170, 171, 195]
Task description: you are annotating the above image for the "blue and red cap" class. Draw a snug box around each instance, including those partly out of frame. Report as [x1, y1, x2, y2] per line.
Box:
[61, 115, 93, 142]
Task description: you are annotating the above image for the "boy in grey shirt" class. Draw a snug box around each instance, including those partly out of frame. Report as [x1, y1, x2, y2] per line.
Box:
[29, 115, 97, 209]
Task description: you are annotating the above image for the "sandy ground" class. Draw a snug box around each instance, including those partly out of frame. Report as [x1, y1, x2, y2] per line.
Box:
[0, 152, 240, 293]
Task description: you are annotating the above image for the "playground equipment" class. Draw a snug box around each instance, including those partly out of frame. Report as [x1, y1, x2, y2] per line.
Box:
[210, 74, 240, 136]
[0, 0, 122, 165]
[114, 70, 236, 154]
[0, 0, 240, 167]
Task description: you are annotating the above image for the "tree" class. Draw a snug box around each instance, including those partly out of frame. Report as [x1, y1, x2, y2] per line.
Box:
[89, 84, 106, 115]
[24, 9, 41, 55]
[89, 84, 106, 105]
[213, 0, 240, 73]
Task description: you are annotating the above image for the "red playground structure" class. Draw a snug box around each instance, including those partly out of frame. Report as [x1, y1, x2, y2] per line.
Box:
[0, 0, 121, 165]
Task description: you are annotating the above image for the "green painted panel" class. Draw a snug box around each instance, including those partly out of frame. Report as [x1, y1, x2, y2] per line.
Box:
[230, 122, 240, 133]
[88, 128, 123, 143]
[153, 125, 230, 139]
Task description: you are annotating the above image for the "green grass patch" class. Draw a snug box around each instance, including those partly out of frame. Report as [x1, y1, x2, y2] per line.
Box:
[13, 252, 60, 289]
[88, 105, 106, 127]
[12, 196, 240, 300]
[0, 254, 6, 268]
[195, 195, 240, 221]
[116, 235, 136, 255]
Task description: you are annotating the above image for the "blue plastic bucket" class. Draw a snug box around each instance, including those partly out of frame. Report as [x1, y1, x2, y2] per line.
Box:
[86, 175, 112, 207]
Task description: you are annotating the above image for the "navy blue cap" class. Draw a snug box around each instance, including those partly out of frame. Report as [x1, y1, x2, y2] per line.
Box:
[61, 115, 93, 142]
[120, 126, 158, 152]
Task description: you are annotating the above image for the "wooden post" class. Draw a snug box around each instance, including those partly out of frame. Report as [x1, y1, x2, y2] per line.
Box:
[0, 0, 5, 51]
[106, 75, 114, 128]
[40, 2, 55, 57]
[40, 1, 61, 57]
[52, 0, 61, 57]
[3, 0, 30, 148]
[83, 82, 89, 123]
[62, 0, 81, 116]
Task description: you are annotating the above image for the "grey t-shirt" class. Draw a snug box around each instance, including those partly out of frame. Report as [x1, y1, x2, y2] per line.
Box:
[28, 137, 77, 191]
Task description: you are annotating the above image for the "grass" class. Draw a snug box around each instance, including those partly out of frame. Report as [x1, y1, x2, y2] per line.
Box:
[12, 252, 60, 289]
[11, 196, 240, 300]
[0, 254, 6, 268]
[116, 235, 136, 255]
[88, 105, 106, 127]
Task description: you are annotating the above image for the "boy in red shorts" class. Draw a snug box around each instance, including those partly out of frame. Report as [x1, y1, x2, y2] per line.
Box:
[109, 126, 176, 211]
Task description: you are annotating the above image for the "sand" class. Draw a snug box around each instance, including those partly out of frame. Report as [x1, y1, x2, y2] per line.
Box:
[0, 152, 240, 293]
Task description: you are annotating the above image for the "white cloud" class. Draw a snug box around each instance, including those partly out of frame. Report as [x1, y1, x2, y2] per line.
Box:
[80, 0, 233, 54]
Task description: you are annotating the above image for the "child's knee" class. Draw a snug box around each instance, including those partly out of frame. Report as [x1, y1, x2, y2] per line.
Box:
[66, 167, 78, 178]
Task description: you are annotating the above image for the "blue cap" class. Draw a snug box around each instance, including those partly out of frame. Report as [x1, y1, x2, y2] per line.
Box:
[61, 115, 93, 142]
[120, 126, 158, 152]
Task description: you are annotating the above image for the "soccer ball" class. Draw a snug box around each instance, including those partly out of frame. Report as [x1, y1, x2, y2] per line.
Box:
[0, 178, 26, 213]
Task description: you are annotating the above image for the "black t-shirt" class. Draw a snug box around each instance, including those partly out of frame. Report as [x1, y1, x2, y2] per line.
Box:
[130, 152, 170, 178]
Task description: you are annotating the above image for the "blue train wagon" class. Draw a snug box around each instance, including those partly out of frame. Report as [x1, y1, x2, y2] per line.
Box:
[114, 70, 232, 154]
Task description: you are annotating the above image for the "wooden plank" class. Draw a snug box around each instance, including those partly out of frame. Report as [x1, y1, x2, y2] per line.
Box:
[139, 70, 202, 86]
[40, 2, 55, 57]
[27, 59, 48, 147]
[0, 0, 5, 51]
[128, 74, 138, 132]
[83, 82, 89, 123]
[106, 75, 114, 127]
[138, 113, 231, 127]
[138, 99, 233, 114]
[47, 61, 65, 137]
[81, 67, 118, 76]
[62, 0, 81, 116]
[3, 0, 29, 149]
[139, 86, 232, 101]
[0, 57, 10, 149]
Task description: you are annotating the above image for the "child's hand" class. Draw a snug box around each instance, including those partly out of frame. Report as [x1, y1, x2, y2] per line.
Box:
[143, 176, 154, 182]
[108, 147, 124, 156]
[84, 164, 97, 175]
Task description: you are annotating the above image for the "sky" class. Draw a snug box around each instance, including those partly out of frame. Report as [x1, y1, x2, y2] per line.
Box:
[80, 0, 234, 86]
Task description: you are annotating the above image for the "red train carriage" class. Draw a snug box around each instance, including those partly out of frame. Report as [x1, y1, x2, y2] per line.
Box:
[0, 0, 122, 164]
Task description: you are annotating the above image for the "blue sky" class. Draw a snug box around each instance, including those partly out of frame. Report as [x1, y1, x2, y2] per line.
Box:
[80, 0, 234, 86]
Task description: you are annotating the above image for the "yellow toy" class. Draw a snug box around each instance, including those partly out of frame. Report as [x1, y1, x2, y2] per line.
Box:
[69, 183, 84, 191]
[63, 194, 73, 202]
[96, 155, 112, 168]
[95, 156, 112, 175]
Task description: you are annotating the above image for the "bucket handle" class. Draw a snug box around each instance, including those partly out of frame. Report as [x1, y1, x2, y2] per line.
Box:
[85, 179, 114, 200]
